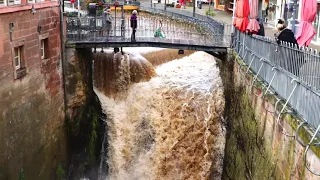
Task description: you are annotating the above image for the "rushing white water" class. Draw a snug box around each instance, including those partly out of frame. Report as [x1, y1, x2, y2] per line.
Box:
[95, 51, 225, 180]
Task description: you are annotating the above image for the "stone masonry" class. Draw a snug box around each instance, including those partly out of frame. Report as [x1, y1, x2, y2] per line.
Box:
[0, 2, 67, 179]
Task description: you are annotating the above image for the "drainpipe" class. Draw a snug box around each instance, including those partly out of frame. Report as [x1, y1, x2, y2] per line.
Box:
[59, 0, 68, 114]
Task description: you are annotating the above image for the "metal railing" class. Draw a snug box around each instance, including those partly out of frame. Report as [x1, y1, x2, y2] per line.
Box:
[65, 6, 232, 47]
[233, 29, 320, 139]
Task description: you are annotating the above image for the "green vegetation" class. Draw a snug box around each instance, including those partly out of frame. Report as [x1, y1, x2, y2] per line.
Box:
[205, 10, 215, 17]
[65, 94, 103, 179]
[19, 168, 25, 180]
[218, 54, 278, 179]
[66, 11, 78, 17]
[56, 163, 65, 180]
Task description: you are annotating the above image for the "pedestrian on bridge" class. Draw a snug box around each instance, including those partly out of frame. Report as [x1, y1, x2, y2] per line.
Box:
[130, 10, 138, 42]
[103, 8, 112, 38]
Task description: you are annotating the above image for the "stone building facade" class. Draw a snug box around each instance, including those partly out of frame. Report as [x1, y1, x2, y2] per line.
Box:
[0, 0, 66, 179]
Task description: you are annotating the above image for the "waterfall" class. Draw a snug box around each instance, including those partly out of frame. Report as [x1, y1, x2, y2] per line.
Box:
[94, 50, 225, 180]
[98, 116, 108, 180]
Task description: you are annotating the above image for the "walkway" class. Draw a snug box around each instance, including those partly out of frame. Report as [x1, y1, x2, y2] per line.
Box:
[142, 2, 320, 51]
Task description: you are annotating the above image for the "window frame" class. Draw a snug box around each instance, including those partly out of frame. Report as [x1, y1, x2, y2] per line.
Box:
[39, 33, 49, 61]
[14, 47, 21, 70]
[40, 39, 45, 59]
[14, 0, 21, 5]
[0, 0, 6, 6]
[7, 0, 15, 5]
[11, 40, 27, 80]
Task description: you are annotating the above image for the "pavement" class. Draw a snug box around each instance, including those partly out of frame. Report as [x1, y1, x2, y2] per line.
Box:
[139, 1, 320, 50]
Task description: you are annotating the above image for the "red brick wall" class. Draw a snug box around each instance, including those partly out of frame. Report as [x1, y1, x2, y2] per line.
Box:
[0, 4, 67, 179]
[0, 3, 62, 95]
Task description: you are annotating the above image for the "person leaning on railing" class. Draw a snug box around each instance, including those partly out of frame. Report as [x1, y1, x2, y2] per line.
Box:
[274, 19, 304, 76]
[103, 8, 112, 38]
[274, 19, 297, 45]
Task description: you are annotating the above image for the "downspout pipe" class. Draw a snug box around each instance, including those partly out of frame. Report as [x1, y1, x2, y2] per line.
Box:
[59, 0, 68, 114]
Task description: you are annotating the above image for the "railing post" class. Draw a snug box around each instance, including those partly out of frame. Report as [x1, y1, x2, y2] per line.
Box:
[193, 0, 195, 17]
[121, 6, 125, 37]
[114, 7, 117, 37]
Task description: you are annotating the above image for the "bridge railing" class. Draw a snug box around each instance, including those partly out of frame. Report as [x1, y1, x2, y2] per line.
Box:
[66, 16, 230, 47]
[65, 6, 232, 47]
[140, 6, 232, 45]
[233, 29, 320, 135]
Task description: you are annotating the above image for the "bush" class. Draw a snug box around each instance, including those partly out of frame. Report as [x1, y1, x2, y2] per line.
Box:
[66, 11, 78, 17]
[205, 10, 215, 17]
[56, 163, 65, 180]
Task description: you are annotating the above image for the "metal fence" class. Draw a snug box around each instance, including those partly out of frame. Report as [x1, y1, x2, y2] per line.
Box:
[140, 6, 232, 44]
[65, 6, 232, 47]
[233, 29, 320, 135]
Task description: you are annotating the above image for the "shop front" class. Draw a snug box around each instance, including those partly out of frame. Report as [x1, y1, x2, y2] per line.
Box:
[261, 0, 278, 27]
[312, 2, 320, 44]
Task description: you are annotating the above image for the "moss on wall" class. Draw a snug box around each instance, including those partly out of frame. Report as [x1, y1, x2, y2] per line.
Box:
[218, 54, 279, 180]
[64, 47, 105, 180]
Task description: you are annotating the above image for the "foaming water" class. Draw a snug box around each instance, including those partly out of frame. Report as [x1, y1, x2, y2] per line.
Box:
[95, 51, 225, 180]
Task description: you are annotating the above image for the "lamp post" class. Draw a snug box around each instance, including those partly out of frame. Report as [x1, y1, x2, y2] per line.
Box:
[193, 0, 195, 17]
[291, 0, 298, 35]
[77, 0, 80, 17]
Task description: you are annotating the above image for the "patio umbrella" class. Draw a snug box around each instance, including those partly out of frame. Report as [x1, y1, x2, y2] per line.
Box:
[233, 0, 250, 32]
[296, 0, 317, 47]
[246, 0, 260, 33]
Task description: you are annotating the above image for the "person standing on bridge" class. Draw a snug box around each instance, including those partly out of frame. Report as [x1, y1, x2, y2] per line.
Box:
[103, 8, 112, 39]
[130, 10, 138, 42]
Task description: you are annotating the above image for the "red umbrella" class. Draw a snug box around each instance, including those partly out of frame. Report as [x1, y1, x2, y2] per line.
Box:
[296, 0, 317, 47]
[246, 0, 260, 33]
[233, 0, 250, 32]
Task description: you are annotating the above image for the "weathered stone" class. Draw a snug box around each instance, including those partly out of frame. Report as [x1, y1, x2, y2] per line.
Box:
[0, 4, 66, 180]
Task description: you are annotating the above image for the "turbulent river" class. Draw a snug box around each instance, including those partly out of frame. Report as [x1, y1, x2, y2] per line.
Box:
[94, 48, 225, 180]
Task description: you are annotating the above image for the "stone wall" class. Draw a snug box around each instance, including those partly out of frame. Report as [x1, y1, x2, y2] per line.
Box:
[0, 5, 66, 180]
[64, 47, 104, 180]
[221, 52, 320, 180]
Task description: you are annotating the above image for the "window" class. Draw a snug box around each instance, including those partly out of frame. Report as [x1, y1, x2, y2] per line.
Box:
[40, 40, 45, 59]
[14, 0, 21, 4]
[40, 38, 48, 60]
[28, 0, 35, 3]
[12, 42, 26, 79]
[14, 47, 21, 70]
[0, 0, 5, 6]
[8, 0, 14, 5]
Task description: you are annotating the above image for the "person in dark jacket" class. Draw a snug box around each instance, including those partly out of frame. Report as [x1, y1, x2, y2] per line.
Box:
[103, 9, 112, 38]
[130, 10, 138, 42]
[274, 19, 297, 45]
[274, 19, 303, 76]
[256, 18, 265, 36]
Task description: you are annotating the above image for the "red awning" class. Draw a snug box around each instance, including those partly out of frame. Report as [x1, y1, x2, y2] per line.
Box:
[296, 0, 317, 46]
[233, 0, 250, 32]
[246, 0, 260, 33]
